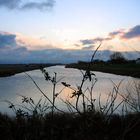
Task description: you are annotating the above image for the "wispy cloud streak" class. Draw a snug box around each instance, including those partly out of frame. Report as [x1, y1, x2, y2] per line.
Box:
[0, 0, 55, 10]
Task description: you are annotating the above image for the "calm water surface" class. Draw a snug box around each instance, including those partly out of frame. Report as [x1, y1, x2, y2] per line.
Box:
[0, 66, 136, 115]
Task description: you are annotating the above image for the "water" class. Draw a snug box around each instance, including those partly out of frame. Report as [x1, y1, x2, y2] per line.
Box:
[0, 65, 136, 115]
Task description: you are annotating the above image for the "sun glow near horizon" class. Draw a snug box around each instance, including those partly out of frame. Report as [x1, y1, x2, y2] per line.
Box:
[15, 31, 140, 52]
[0, 0, 140, 63]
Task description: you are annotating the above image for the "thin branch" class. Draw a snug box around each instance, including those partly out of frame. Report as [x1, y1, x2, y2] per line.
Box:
[25, 72, 64, 113]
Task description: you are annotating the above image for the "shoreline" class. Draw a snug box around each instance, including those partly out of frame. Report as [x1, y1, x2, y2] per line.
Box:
[0, 63, 140, 78]
[0, 64, 55, 77]
[65, 63, 140, 78]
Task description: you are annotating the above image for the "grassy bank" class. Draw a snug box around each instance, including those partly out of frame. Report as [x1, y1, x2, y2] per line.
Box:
[0, 64, 55, 77]
[0, 112, 140, 140]
[66, 62, 140, 78]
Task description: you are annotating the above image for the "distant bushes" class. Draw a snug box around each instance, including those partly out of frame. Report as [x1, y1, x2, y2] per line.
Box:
[77, 52, 139, 65]
[109, 52, 127, 64]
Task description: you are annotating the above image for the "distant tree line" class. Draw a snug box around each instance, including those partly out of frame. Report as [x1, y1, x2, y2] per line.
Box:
[77, 52, 139, 65]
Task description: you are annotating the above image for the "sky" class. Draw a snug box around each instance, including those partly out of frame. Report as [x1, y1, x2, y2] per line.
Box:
[0, 0, 140, 63]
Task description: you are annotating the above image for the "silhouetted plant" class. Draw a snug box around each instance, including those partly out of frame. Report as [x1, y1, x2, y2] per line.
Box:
[124, 80, 140, 112]
[4, 95, 50, 119]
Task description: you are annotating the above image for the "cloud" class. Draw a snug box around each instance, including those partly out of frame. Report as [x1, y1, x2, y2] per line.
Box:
[0, 46, 139, 64]
[108, 25, 140, 40]
[109, 30, 124, 38]
[122, 25, 140, 39]
[80, 39, 96, 45]
[80, 37, 112, 47]
[0, 32, 17, 48]
[0, 32, 103, 63]
[82, 45, 95, 50]
[80, 25, 140, 47]
[80, 38, 103, 46]
[0, 44, 139, 64]
[21, 0, 55, 10]
[16, 33, 56, 50]
[0, 31, 139, 64]
[0, 0, 20, 9]
[0, 0, 55, 10]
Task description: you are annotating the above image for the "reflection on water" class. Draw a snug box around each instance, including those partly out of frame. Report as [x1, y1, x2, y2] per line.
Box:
[0, 65, 136, 115]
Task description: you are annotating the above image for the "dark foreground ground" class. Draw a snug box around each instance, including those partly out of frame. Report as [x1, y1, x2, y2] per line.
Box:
[0, 112, 140, 140]
[0, 64, 55, 77]
[66, 63, 140, 78]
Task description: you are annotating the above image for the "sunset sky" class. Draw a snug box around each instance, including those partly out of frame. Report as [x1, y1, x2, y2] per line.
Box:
[0, 0, 140, 63]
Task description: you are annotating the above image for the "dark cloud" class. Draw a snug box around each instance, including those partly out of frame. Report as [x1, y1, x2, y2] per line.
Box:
[0, 0, 55, 10]
[0, 46, 139, 64]
[92, 37, 105, 42]
[80, 25, 140, 47]
[74, 43, 81, 48]
[109, 30, 123, 37]
[108, 25, 140, 40]
[0, 32, 17, 48]
[80, 37, 104, 45]
[122, 25, 140, 39]
[82, 45, 95, 50]
[0, 0, 20, 9]
[21, 0, 55, 10]
[80, 37, 111, 46]
[94, 37, 112, 42]
[80, 39, 95, 45]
